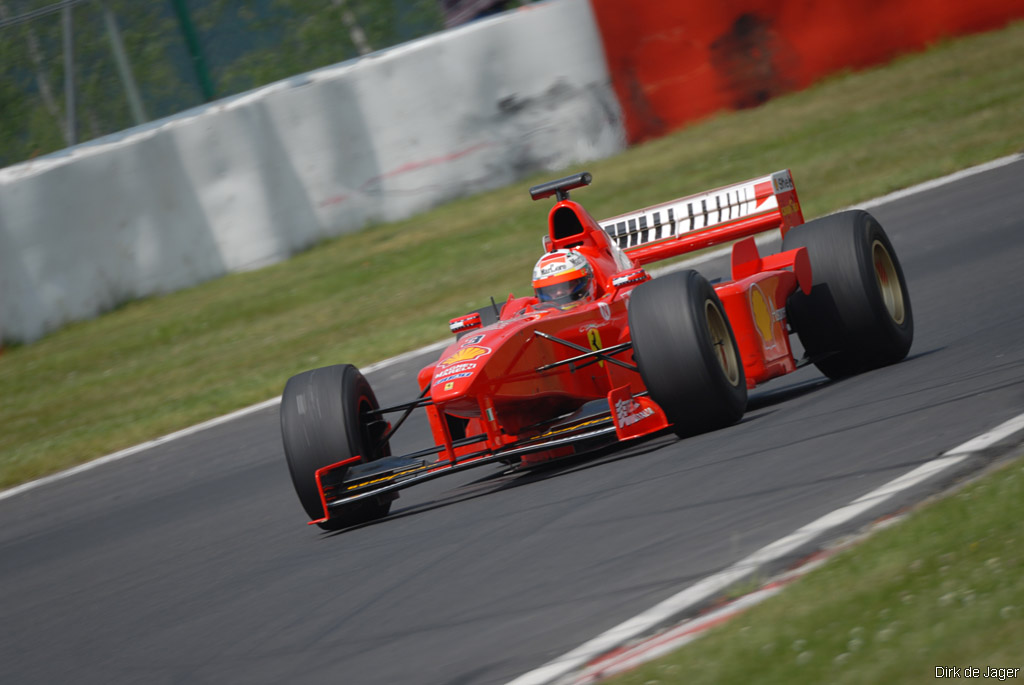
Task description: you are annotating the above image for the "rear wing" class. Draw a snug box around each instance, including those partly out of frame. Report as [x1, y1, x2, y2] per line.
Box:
[599, 170, 804, 266]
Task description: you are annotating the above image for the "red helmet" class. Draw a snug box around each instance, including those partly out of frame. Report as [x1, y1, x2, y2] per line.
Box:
[532, 249, 595, 307]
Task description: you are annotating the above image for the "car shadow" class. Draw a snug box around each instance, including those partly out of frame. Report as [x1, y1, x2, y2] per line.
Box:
[323, 436, 679, 535]
[323, 349, 943, 535]
[746, 377, 830, 411]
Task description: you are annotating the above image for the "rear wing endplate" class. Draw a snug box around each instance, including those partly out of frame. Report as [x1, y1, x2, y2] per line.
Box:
[599, 170, 804, 265]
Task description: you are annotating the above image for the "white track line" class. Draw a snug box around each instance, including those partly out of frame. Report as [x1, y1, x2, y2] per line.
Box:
[852, 154, 1023, 211]
[569, 547, 843, 683]
[0, 339, 452, 504]
[2, 153, 1020, 505]
[0, 398, 274, 502]
[508, 412, 1024, 685]
[569, 583, 788, 683]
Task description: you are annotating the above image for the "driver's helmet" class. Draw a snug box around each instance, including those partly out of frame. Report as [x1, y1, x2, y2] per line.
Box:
[532, 249, 595, 307]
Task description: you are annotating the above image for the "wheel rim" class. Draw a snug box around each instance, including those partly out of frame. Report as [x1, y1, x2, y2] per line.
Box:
[872, 240, 905, 325]
[705, 300, 740, 386]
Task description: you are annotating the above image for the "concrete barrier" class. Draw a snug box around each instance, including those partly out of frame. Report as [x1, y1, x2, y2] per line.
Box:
[0, 0, 625, 343]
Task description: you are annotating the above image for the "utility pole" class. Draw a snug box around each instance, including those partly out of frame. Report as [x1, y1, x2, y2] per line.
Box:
[62, 0, 76, 145]
[98, 0, 146, 125]
[170, 0, 215, 102]
[331, 0, 372, 55]
[0, 1, 67, 143]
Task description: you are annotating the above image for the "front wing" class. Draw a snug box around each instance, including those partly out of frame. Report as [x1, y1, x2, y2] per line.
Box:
[309, 386, 667, 526]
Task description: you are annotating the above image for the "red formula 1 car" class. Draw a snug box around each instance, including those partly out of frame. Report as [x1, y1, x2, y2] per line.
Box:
[281, 171, 913, 529]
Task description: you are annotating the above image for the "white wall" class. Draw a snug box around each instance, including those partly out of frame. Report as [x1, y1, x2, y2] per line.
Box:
[0, 0, 625, 343]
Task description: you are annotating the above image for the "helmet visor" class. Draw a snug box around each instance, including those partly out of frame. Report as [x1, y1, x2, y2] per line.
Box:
[536, 276, 591, 306]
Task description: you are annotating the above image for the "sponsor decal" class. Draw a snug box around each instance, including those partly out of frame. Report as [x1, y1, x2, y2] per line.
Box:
[750, 284, 775, 347]
[598, 301, 611, 321]
[773, 173, 794, 194]
[533, 250, 589, 282]
[780, 199, 801, 217]
[615, 398, 654, 427]
[750, 284, 786, 348]
[460, 334, 485, 346]
[534, 416, 608, 440]
[434, 372, 473, 387]
[345, 464, 428, 491]
[433, 362, 477, 380]
[439, 345, 491, 366]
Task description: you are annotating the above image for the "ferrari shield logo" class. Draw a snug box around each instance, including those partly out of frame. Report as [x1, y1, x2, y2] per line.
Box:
[587, 328, 604, 367]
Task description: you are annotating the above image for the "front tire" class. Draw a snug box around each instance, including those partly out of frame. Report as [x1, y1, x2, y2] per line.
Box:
[629, 270, 747, 437]
[280, 364, 392, 530]
[782, 210, 913, 379]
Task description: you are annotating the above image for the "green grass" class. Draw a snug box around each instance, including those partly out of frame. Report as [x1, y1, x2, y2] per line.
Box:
[2, 21, 1024, 489]
[608, 456, 1024, 684]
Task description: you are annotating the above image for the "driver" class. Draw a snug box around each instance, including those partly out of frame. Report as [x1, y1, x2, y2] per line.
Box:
[532, 249, 595, 308]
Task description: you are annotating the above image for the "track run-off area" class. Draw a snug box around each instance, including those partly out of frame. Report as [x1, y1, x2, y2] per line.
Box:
[2, 157, 1023, 684]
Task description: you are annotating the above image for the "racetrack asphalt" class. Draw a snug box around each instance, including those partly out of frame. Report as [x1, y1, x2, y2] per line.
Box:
[1, 159, 1023, 684]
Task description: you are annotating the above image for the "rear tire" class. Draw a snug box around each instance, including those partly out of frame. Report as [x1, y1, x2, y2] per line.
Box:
[629, 270, 747, 437]
[782, 210, 913, 379]
[280, 364, 392, 530]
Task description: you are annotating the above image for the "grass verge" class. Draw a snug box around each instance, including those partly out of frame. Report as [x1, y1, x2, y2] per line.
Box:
[607, 455, 1024, 684]
[2, 21, 1024, 489]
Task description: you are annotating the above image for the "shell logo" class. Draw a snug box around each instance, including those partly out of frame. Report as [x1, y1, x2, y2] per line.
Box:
[439, 345, 491, 367]
[750, 284, 776, 347]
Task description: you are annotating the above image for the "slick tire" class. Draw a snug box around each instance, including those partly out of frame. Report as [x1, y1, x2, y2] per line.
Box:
[280, 364, 392, 530]
[629, 269, 747, 437]
[782, 210, 913, 379]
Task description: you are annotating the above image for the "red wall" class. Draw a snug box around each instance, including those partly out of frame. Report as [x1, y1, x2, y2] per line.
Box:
[589, 0, 1024, 143]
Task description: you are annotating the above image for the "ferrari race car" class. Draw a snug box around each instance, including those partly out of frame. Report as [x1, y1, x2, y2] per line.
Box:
[281, 170, 913, 529]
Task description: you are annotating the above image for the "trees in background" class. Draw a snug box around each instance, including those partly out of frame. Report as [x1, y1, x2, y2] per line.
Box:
[0, 0, 445, 167]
